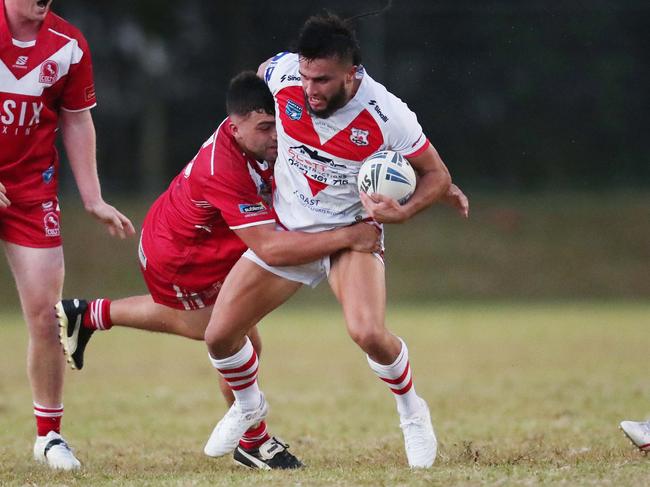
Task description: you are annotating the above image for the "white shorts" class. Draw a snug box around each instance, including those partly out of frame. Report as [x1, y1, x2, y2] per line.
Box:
[243, 248, 330, 288]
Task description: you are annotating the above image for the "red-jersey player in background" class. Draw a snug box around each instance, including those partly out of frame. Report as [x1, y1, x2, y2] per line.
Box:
[56, 71, 381, 470]
[1, 0, 135, 470]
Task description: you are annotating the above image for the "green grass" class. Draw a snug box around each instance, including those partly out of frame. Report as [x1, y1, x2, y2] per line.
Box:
[1, 303, 649, 485]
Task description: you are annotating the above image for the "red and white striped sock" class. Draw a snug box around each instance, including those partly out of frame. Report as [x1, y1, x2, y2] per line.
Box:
[209, 337, 262, 411]
[239, 420, 270, 450]
[367, 337, 421, 417]
[82, 298, 113, 330]
[33, 402, 63, 437]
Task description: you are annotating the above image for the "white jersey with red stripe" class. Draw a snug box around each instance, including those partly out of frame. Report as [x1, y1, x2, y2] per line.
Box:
[0, 5, 96, 203]
[264, 52, 430, 232]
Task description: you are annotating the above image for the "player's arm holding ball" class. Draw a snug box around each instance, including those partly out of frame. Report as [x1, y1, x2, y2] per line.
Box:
[361, 143, 451, 223]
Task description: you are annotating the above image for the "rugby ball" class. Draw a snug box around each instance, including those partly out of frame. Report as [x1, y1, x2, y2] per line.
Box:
[357, 150, 416, 204]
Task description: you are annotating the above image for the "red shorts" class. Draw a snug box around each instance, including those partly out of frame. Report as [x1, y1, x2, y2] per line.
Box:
[138, 234, 228, 310]
[0, 198, 62, 248]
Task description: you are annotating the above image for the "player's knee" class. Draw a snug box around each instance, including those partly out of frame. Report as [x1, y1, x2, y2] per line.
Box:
[204, 322, 234, 351]
[348, 325, 387, 354]
[25, 305, 58, 341]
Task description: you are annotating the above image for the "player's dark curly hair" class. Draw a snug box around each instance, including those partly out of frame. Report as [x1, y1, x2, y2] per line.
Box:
[226, 71, 275, 117]
[295, 13, 362, 65]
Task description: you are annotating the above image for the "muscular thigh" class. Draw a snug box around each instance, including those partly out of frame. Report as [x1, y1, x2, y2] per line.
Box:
[3, 241, 64, 318]
[329, 250, 386, 332]
[208, 256, 302, 336]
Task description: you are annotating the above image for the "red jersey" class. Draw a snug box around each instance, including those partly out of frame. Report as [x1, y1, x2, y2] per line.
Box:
[0, 3, 96, 203]
[140, 119, 275, 293]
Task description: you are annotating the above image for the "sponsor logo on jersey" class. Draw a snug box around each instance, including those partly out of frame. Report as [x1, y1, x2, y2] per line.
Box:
[290, 145, 338, 166]
[350, 127, 370, 146]
[238, 202, 267, 215]
[41, 201, 54, 211]
[43, 212, 60, 237]
[42, 165, 55, 184]
[368, 100, 389, 122]
[280, 74, 301, 83]
[286, 99, 303, 121]
[14, 56, 28, 68]
[39, 60, 59, 85]
[84, 84, 96, 102]
[1, 100, 44, 128]
[264, 51, 290, 83]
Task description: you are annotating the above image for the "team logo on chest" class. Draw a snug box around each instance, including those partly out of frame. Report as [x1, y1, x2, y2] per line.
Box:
[286, 99, 303, 121]
[350, 127, 370, 146]
[39, 60, 59, 85]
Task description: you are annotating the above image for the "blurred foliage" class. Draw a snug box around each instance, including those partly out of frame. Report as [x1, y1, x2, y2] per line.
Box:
[50, 0, 649, 195]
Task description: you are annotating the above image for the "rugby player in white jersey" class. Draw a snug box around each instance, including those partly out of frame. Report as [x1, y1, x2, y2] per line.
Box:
[1, 0, 135, 470]
[56, 71, 382, 470]
[202, 13, 469, 468]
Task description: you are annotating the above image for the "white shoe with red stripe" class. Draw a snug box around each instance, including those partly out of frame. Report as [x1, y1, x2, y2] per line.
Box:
[33, 431, 81, 470]
[400, 398, 437, 468]
[204, 394, 268, 457]
[620, 420, 650, 452]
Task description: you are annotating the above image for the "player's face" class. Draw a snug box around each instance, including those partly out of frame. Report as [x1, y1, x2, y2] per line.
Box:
[299, 56, 357, 118]
[7, 0, 53, 22]
[231, 110, 278, 162]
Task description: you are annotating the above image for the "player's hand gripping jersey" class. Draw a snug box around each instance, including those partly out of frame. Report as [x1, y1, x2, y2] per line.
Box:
[139, 119, 275, 305]
[0, 7, 96, 203]
[264, 52, 430, 232]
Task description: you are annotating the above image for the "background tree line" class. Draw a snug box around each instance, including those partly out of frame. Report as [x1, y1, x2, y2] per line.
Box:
[52, 0, 648, 195]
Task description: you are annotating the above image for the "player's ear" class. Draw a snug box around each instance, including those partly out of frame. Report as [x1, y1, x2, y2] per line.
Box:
[229, 121, 239, 136]
[346, 65, 357, 83]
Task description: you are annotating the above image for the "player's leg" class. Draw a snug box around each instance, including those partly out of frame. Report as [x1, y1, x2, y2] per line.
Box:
[56, 295, 213, 370]
[203, 256, 302, 460]
[328, 249, 437, 468]
[3, 242, 80, 470]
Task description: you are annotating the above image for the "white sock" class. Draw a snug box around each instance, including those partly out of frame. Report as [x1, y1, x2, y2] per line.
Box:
[209, 337, 261, 411]
[367, 337, 422, 417]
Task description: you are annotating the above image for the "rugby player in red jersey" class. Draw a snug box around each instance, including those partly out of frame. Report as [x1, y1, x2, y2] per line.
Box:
[1, 0, 135, 470]
[56, 71, 381, 470]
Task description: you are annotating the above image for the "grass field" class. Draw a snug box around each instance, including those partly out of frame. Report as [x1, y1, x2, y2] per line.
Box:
[1, 302, 649, 486]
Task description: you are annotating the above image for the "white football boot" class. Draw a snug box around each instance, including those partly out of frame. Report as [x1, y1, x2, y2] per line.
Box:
[400, 398, 437, 468]
[33, 431, 81, 470]
[204, 394, 268, 457]
[620, 420, 650, 452]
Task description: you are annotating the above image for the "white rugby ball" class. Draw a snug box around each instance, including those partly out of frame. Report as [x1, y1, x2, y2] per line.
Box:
[357, 150, 416, 204]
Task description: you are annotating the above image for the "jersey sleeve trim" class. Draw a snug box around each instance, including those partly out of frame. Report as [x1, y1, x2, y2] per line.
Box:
[229, 219, 276, 230]
[60, 103, 97, 113]
[404, 138, 430, 159]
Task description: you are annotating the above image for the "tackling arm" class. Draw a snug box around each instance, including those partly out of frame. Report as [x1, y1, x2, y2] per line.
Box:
[233, 222, 380, 267]
[60, 109, 135, 238]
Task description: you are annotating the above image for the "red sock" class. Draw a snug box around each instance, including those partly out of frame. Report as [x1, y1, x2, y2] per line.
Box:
[239, 420, 270, 450]
[33, 402, 63, 436]
[82, 299, 113, 330]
